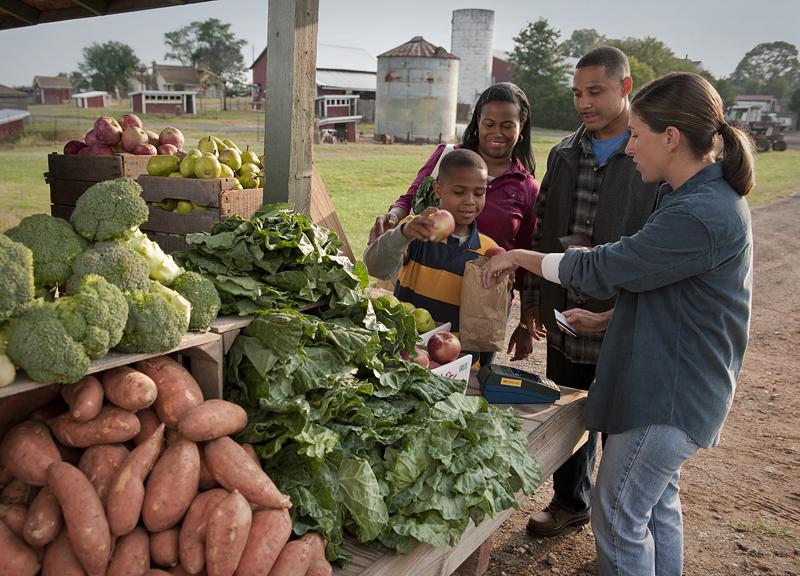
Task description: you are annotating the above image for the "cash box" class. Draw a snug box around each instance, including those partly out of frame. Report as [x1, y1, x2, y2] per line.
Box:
[477, 364, 561, 404]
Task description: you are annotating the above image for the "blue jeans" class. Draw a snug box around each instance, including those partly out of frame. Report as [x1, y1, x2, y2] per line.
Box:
[593, 424, 700, 576]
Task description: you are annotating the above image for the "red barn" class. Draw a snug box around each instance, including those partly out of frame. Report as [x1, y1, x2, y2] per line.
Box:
[492, 51, 511, 84]
[72, 91, 108, 108]
[32, 75, 73, 104]
[0, 109, 30, 141]
[130, 91, 196, 115]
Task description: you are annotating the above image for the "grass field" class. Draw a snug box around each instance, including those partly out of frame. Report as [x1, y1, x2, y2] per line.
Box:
[2, 105, 799, 257]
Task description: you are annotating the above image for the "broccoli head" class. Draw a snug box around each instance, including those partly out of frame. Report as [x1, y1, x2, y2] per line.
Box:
[54, 274, 128, 359]
[170, 271, 221, 331]
[5, 304, 91, 384]
[5, 213, 88, 288]
[67, 240, 150, 295]
[0, 234, 35, 323]
[70, 177, 149, 242]
[115, 281, 191, 353]
[128, 229, 184, 285]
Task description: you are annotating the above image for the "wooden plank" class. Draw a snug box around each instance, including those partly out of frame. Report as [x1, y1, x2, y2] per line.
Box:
[180, 336, 224, 400]
[0, 0, 40, 24]
[142, 204, 217, 235]
[145, 231, 188, 254]
[310, 163, 354, 262]
[51, 203, 74, 220]
[264, 0, 318, 212]
[138, 175, 240, 207]
[48, 178, 96, 205]
[47, 153, 149, 181]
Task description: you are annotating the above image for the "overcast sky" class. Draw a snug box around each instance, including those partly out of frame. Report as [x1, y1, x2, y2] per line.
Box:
[0, 0, 798, 88]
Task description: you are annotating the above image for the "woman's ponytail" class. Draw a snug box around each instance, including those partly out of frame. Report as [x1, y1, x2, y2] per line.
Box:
[718, 123, 756, 196]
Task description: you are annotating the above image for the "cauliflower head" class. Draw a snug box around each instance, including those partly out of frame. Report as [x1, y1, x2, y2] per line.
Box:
[170, 271, 221, 332]
[116, 281, 191, 353]
[5, 304, 91, 384]
[67, 240, 150, 295]
[55, 274, 128, 360]
[0, 234, 35, 323]
[70, 177, 149, 241]
[5, 213, 88, 288]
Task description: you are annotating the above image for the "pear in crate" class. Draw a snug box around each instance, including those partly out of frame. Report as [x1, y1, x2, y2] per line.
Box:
[194, 153, 222, 179]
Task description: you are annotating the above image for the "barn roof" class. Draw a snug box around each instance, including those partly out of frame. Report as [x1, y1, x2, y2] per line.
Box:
[153, 64, 204, 87]
[316, 70, 376, 92]
[33, 75, 72, 89]
[251, 43, 376, 73]
[378, 36, 458, 60]
[0, 84, 27, 97]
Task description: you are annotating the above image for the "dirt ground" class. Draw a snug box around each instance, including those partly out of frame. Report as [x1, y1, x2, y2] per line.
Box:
[484, 193, 800, 575]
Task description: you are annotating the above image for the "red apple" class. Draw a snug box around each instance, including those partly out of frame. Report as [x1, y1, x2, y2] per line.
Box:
[121, 126, 149, 152]
[63, 140, 87, 155]
[132, 143, 157, 156]
[428, 360, 441, 369]
[158, 143, 179, 156]
[428, 209, 456, 242]
[413, 347, 430, 368]
[427, 331, 461, 364]
[84, 129, 98, 146]
[77, 146, 91, 156]
[159, 127, 184, 150]
[93, 116, 122, 146]
[118, 113, 143, 130]
[88, 144, 114, 156]
[485, 246, 506, 259]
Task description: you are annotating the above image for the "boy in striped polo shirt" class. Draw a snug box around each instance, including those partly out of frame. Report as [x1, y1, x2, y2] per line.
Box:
[364, 149, 498, 339]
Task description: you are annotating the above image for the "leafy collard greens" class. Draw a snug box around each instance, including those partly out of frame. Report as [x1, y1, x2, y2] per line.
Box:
[226, 309, 542, 562]
[180, 203, 368, 315]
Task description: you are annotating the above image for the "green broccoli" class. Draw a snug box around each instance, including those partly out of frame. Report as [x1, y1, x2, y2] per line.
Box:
[116, 281, 191, 353]
[70, 177, 149, 242]
[5, 213, 88, 288]
[54, 274, 128, 359]
[5, 304, 91, 384]
[67, 240, 150, 295]
[170, 271, 221, 331]
[0, 234, 35, 323]
[0, 323, 14, 387]
[127, 229, 184, 285]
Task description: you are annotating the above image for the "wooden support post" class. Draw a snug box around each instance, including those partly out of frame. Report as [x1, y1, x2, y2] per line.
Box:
[264, 0, 319, 213]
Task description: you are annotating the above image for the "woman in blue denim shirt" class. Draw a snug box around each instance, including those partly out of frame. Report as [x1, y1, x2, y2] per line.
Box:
[482, 72, 755, 575]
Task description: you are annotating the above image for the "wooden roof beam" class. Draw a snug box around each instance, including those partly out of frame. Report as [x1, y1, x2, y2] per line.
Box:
[72, 0, 108, 16]
[0, 0, 40, 25]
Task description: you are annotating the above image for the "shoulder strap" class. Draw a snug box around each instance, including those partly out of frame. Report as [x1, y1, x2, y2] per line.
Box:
[430, 144, 455, 179]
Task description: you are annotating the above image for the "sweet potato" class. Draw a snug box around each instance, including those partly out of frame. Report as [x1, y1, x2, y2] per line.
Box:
[61, 375, 104, 422]
[234, 508, 292, 576]
[107, 526, 150, 576]
[23, 486, 62, 547]
[102, 366, 158, 412]
[49, 406, 141, 448]
[198, 454, 218, 490]
[179, 400, 248, 442]
[205, 490, 252, 576]
[178, 488, 228, 575]
[143, 570, 171, 575]
[0, 503, 27, 538]
[142, 433, 200, 532]
[27, 398, 69, 423]
[78, 444, 130, 503]
[42, 528, 86, 576]
[150, 527, 179, 568]
[0, 518, 40, 576]
[107, 424, 165, 536]
[204, 437, 291, 510]
[303, 532, 332, 576]
[240, 444, 260, 467]
[0, 420, 62, 486]
[134, 356, 203, 428]
[46, 462, 110, 576]
[0, 479, 37, 505]
[169, 565, 195, 576]
[135, 408, 163, 446]
[266, 538, 311, 576]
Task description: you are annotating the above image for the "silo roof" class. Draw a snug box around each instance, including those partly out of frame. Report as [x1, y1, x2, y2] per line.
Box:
[378, 36, 459, 59]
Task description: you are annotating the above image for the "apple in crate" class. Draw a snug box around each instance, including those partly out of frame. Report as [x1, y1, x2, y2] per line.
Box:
[428, 209, 455, 242]
[63, 140, 87, 155]
[159, 127, 185, 150]
[122, 126, 149, 152]
[84, 128, 98, 146]
[94, 116, 123, 146]
[132, 143, 157, 156]
[427, 331, 461, 364]
[88, 144, 114, 156]
[401, 347, 430, 368]
[119, 113, 143, 130]
[158, 143, 179, 155]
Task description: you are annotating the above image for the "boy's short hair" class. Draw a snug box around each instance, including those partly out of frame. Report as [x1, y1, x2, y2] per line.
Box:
[438, 149, 488, 183]
[576, 46, 630, 82]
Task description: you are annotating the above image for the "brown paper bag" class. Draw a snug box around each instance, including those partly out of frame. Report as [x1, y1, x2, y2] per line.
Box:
[459, 257, 509, 352]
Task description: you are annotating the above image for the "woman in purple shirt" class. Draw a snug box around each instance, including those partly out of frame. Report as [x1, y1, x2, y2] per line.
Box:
[369, 83, 540, 336]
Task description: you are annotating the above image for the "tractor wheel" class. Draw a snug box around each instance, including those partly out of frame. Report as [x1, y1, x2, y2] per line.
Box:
[756, 138, 771, 153]
[772, 140, 788, 151]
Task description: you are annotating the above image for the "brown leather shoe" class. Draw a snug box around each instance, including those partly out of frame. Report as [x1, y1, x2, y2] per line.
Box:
[526, 503, 590, 537]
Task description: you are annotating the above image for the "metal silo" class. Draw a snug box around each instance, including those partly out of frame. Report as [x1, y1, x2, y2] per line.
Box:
[450, 8, 494, 113]
[375, 36, 459, 143]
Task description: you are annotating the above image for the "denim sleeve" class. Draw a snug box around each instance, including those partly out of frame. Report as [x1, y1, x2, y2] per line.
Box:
[558, 207, 713, 299]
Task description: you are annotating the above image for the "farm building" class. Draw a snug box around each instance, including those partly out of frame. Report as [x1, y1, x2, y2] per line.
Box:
[32, 75, 72, 104]
[251, 43, 376, 142]
[71, 90, 108, 108]
[0, 84, 28, 110]
[0, 109, 30, 141]
[130, 90, 197, 115]
[492, 50, 511, 84]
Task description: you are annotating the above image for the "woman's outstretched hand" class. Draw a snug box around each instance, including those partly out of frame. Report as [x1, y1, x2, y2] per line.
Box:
[482, 250, 518, 288]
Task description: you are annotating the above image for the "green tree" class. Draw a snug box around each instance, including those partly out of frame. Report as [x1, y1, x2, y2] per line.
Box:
[78, 41, 141, 96]
[561, 28, 606, 58]
[608, 37, 703, 77]
[164, 18, 247, 111]
[627, 55, 656, 94]
[67, 71, 90, 92]
[509, 19, 577, 131]
[731, 41, 800, 98]
[790, 86, 800, 116]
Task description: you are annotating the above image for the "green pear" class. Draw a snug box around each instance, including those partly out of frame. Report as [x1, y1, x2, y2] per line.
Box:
[231, 181, 244, 190]
[175, 200, 193, 214]
[219, 163, 235, 178]
[168, 171, 184, 178]
[401, 301, 415, 313]
[147, 155, 180, 177]
[238, 173, 261, 189]
[211, 136, 227, 151]
[219, 148, 242, 172]
[239, 163, 260, 176]
[198, 136, 218, 156]
[222, 138, 239, 151]
[194, 153, 222, 179]
[241, 146, 260, 168]
[158, 199, 177, 211]
[412, 308, 436, 333]
[179, 155, 198, 178]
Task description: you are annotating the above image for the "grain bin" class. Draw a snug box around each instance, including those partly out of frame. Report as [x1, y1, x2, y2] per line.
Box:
[450, 9, 494, 114]
[375, 36, 459, 143]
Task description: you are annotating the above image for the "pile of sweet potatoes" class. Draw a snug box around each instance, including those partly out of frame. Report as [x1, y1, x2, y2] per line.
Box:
[0, 354, 333, 576]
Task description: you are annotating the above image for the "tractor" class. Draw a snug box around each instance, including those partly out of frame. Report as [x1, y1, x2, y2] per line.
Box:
[726, 105, 788, 152]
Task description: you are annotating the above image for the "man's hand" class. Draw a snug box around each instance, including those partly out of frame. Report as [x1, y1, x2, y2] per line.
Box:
[560, 308, 614, 333]
[368, 212, 400, 244]
[481, 250, 518, 288]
